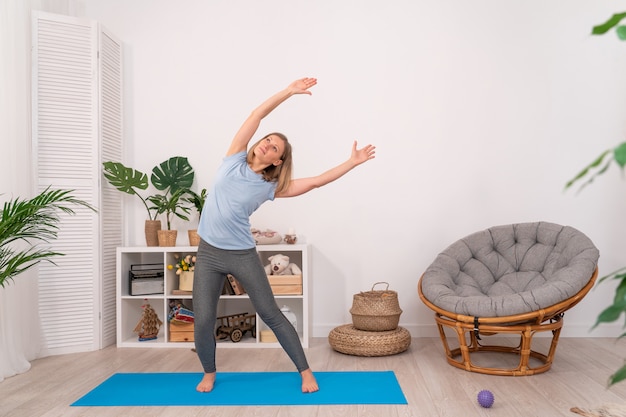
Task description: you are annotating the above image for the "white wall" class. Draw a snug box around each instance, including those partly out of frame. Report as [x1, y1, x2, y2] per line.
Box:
[83, 0, 626, 337]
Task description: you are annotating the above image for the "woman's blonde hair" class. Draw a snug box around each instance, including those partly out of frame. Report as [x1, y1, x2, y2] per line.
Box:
[247, 132, 293, 195]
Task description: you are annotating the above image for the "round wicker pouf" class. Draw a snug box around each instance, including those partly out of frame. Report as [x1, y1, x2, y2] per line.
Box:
[328, 324, 411, 357]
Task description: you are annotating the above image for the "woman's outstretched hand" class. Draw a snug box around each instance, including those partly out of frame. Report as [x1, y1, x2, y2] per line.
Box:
[288, 77, 317, 95]
[350, 141, 376, 166]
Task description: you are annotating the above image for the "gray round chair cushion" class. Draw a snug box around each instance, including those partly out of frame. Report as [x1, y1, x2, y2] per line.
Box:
[421, 222, 600, 317]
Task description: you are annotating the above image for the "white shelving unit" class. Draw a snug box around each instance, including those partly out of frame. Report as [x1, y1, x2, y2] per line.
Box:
[116, 243, 310, 349]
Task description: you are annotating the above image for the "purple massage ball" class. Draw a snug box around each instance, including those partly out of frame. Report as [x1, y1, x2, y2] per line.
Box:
[477, 390, 495, 408]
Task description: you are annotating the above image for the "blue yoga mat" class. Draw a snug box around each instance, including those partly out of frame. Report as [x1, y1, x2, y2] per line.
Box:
[71, 371, 407, 406]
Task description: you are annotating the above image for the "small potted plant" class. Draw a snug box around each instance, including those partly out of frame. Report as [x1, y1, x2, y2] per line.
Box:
[148, 188, 192, 246]
[102, 156, 195, 246]
[184, 188, 207, 246]
[167, 253, 196, 291]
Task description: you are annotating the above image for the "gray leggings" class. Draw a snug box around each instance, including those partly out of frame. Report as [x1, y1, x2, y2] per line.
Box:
[193, 239, 310, 374]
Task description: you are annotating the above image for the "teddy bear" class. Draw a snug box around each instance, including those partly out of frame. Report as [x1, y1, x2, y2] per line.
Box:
[264, 254, 302, 276]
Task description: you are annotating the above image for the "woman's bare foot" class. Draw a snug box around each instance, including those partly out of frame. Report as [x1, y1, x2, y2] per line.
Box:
[196, 372, 216, 392]
[301, 369, 319, 393]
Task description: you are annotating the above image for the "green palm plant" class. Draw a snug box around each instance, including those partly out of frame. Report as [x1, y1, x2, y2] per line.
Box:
[565, 12, 626, 386]
[147, 188, 191, 231]
[0, 187, 95, 288]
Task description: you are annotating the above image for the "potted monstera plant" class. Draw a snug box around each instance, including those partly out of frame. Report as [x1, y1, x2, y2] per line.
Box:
[565, 12, 626, 386]
[0, 187, 95, 288]
[103, 156, 195, 246]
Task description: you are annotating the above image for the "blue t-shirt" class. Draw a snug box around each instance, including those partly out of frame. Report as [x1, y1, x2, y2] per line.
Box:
[197, 152, 276, 249]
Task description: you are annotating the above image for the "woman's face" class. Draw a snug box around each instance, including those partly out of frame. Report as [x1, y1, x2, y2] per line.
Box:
[253, 134, 285, 166]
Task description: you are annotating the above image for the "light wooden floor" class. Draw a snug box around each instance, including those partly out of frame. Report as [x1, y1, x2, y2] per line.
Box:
[1, 336, 626, 416]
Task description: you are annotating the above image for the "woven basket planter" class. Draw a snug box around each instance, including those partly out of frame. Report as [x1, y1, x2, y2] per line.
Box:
[188, 229, 201, 246]
[157, 230, 177, 247]
[144, 220, 161, 247]
[328, 324, 411, 357]
[350, 282, 402, 331]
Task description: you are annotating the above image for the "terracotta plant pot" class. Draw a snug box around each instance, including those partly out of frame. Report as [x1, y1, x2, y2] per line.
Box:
[145, 220, 161, 247]
[157, 230, 177, 247]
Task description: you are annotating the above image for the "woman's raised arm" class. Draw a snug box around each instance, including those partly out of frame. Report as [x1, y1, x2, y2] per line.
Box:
[276, 141, 376, 198]
[226, 78, 317, 156]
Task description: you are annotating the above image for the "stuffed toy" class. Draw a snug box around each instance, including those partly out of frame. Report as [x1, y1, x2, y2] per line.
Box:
[264, 254, 302, 275]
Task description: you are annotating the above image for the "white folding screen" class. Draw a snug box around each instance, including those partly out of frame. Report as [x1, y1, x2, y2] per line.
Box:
[31, 11, 123, 355]
[98, 26, 124, 349]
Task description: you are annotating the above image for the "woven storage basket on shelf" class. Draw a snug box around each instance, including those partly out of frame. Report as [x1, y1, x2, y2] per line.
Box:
[350, 282, 402, 331]
[328, 324, 411, 357]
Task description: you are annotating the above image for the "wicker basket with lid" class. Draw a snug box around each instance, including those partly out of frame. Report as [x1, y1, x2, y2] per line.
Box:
[350, 282, 402, 331]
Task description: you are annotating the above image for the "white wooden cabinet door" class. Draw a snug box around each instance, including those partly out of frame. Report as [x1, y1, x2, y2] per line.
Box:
[31, 11, 123, 355]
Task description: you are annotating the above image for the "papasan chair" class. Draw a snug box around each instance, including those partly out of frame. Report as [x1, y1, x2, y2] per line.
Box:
[418, 221, 599, 376]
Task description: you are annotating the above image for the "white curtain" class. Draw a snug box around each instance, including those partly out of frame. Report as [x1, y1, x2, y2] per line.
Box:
[0, 0, 82, 382]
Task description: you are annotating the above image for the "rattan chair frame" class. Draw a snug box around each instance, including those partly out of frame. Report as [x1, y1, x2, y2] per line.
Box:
[418, 267, 598, 376]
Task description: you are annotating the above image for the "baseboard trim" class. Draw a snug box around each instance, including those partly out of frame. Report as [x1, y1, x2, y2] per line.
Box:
[313, 322, 623, 338]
